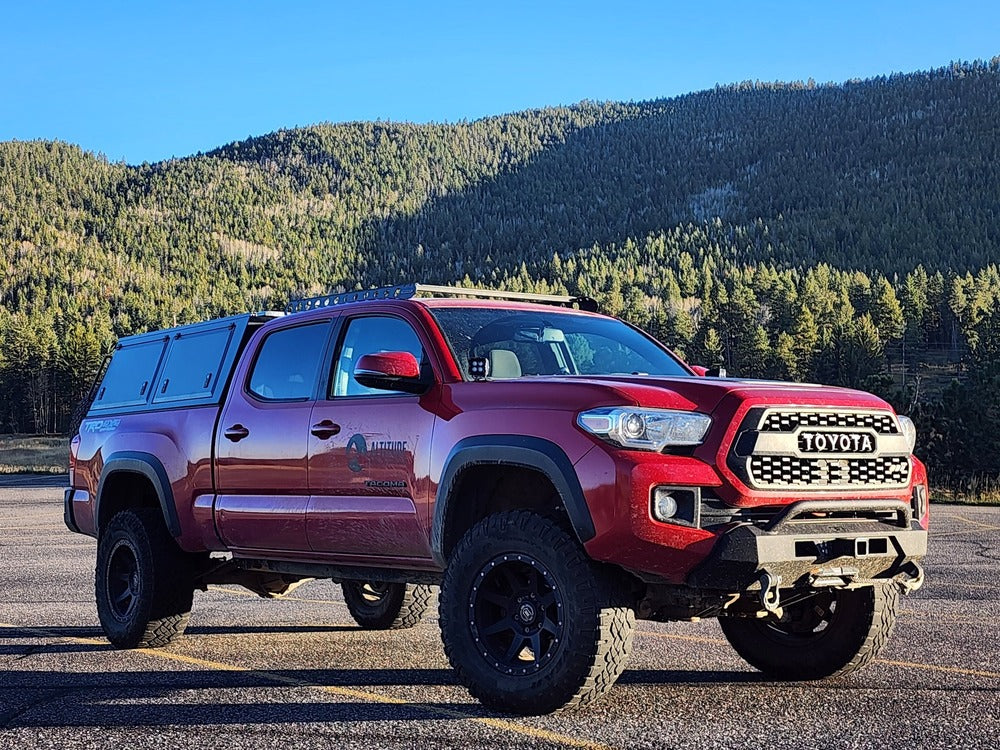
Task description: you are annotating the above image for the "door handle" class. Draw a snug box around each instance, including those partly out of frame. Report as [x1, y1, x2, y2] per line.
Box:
[310, 420, 341, 439]
[224, 424, 250, 442]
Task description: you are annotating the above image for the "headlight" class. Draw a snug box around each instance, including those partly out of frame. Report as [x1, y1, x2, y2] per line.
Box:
[577, 407, 712, 451]
[898, 415, 917, 453]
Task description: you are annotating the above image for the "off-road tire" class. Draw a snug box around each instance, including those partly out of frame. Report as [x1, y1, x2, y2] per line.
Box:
[439, 510, 635, 715]
[95, 508, 196, 648]
[720, 583, 898, 680]
[341, 581, 432, 630]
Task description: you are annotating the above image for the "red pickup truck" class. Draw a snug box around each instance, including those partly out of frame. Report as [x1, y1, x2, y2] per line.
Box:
[65, 284, 928, 714]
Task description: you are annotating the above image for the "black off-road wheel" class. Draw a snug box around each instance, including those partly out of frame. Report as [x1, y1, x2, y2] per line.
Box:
[439, 511, 635, 715]
[720, 583, 898, 680]
[341, 581, 432, 630]
[96, 508, 196, 648]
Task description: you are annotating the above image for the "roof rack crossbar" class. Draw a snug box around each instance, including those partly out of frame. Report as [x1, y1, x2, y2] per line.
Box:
[285, 284, 418, 313]
[286, 284, 598, 313]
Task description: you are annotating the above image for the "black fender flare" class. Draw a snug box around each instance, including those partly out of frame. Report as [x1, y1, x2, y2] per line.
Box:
[431, 435, 596, 567]
[96, 452, 181, 537]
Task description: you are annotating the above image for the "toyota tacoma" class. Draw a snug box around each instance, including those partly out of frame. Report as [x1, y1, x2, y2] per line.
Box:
[64, 283, 928, 713]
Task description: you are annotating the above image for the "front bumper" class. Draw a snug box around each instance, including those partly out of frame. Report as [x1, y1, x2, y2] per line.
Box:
[686, 499, 927, 591]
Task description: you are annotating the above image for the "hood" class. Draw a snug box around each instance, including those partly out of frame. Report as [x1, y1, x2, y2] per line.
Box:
[537, 375, 893, 415]
[444, 375, 893, 417]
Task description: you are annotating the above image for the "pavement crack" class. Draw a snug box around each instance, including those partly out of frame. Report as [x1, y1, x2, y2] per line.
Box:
[973, 540, 1000, 561]
[0, 688, 82, 729]
[14, 645, 41, 660]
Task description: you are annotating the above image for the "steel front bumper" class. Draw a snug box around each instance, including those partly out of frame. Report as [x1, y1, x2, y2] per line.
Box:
[686, 499, 927, 592]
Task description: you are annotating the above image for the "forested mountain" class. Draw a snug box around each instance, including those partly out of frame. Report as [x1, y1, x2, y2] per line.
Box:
[1, 60, 999, 492]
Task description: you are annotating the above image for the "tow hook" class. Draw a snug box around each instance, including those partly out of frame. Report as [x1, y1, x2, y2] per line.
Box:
[758, 570, 783, 617]
[897, 562, 925, 594]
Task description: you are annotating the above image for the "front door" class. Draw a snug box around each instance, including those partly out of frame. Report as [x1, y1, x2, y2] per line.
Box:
[215, 319, 333, 552]
[306, 313, 437, 562]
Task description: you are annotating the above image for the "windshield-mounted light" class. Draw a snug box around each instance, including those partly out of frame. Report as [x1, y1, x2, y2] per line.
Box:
[577, 407, 712, 451]
[898, 415, 917, 453]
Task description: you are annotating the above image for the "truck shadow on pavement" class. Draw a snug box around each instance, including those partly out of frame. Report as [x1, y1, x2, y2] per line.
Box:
[0, 624, 360, 639]
[0, 665, 762, 729]
[1, 624, 762, 728]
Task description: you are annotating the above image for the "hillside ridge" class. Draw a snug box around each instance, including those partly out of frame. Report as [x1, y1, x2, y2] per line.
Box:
[1, 61, 1000, 492]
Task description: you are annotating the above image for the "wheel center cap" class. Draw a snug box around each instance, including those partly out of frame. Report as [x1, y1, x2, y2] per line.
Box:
[518, 603, 536, 623]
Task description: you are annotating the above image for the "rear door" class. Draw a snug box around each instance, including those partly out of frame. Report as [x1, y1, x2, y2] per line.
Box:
[306, 312, 437, 562]
[214, 318, 334, 552]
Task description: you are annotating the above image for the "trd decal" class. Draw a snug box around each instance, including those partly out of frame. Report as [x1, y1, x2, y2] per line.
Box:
[83, 418, 121, 433]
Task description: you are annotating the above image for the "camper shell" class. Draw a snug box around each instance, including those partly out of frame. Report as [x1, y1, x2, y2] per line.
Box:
[89, 314, 281, 416]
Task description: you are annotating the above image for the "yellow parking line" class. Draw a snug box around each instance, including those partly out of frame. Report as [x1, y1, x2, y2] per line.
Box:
[206, 585, 261, 597]
[641, 611, 995, 631]
[919, 580, 997, 591]
[879, 659, 1000, 680]
[0, 622, 613, 750]
[953, 516, 1000, 531]
[930, 529, 1000, 538]
[936, 515, 1000, 532]
[207, 585, 347, 606]
[637, 630, 1000, 679]
[898, 610, 989, 625]
[637, 629, 727, 646]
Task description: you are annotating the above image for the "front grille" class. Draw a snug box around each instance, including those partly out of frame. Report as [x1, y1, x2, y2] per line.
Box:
[730, 408, 911, 491]
[749, 455, 911, 488]
[761, 411, 898, 434]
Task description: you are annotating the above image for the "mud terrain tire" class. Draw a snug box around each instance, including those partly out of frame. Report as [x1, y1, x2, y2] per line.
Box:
[96, 508, 196, 648]
[439, 510, 635, 714]
[720, 583, 898, 680]
[341, 581, 432, 630]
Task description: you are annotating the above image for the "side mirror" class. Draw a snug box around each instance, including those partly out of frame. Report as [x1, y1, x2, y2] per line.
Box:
[354, 352, 428, 394]
[690, 364, 727, 377]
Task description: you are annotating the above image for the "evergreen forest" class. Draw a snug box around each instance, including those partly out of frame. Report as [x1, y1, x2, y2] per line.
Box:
[2, 60, 999, 496]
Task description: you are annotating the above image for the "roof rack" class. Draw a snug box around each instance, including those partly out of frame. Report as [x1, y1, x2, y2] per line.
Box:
[285, 283, 599, 313]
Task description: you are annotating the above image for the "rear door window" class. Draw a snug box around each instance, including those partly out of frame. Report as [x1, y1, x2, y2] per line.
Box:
[248, 323, 330, 401]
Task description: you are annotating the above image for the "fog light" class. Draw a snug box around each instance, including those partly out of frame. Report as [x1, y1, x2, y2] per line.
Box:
[650, 486, 700, 527]
[652, 488, 678, 521]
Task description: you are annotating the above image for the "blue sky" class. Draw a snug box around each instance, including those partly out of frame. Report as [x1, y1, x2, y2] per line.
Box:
[1, 1, 997, 164]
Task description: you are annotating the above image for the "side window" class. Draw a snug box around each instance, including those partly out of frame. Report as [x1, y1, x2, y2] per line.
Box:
[248, 323, 329, 401]
[152, 326, 235, 404]
[92, 337, 168, 410]
[331, 316, 424, 398]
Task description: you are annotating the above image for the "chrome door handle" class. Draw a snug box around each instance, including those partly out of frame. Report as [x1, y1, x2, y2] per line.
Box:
[224, 424, 250, 442]
[310, 420, 341, 439]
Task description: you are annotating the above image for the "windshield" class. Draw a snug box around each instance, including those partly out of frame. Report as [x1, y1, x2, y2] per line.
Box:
[429, 308, 691, 380]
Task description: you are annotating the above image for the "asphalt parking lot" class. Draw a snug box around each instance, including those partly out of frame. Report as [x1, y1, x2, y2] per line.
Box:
[2, 483, 999, 749]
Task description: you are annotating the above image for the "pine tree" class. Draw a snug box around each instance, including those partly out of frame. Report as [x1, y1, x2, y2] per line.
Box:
[789, 306, 820, 381]
[872, 277, 905, 342]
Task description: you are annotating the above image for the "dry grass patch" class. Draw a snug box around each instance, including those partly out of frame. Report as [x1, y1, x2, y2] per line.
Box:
[932, 486, 1000, 506]
[0, 435, 69, 474]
